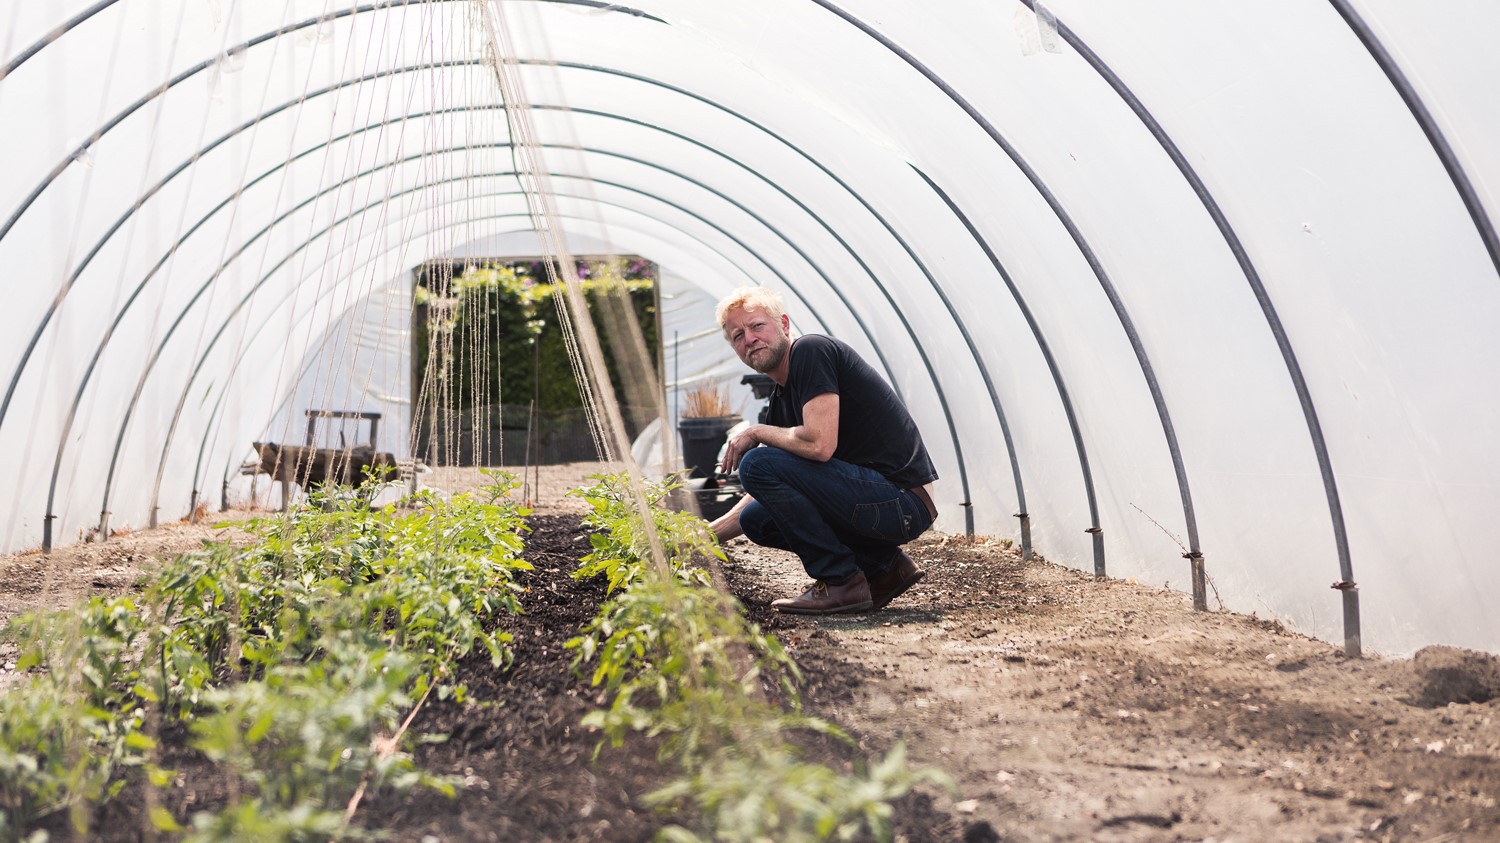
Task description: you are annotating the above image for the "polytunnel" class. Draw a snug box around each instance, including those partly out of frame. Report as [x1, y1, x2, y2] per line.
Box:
[2, 0, 1497, 658]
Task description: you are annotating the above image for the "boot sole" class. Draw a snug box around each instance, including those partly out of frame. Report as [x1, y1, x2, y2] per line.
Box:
[774, 599, 874, 615]
[872, 570, 925, 610]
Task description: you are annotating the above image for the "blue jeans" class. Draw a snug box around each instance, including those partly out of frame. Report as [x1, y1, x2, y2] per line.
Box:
[736, 447, 933, 585]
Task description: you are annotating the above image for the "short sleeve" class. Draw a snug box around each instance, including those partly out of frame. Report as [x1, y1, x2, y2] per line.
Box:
[789, 335, 841, 401]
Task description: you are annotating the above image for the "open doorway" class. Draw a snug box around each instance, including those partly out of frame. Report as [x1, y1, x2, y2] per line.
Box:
[411, 257, 663, 467]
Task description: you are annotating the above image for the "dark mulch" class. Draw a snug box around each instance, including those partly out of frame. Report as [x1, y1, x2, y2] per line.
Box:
[34, 513, 962, 842]
[357, 512, 680, 842]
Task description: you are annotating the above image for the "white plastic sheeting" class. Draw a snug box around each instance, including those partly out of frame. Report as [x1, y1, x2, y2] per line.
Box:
[2, 1, 1497, 655]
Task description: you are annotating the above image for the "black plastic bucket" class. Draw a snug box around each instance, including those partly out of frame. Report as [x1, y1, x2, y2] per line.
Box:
[677, 415, 740, 479]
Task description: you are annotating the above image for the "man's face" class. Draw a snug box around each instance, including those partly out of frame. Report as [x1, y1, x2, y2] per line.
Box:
[724, 305, 790, 374]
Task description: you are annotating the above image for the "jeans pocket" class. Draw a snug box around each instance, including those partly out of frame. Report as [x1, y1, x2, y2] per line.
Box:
[852, 497, 912, 543]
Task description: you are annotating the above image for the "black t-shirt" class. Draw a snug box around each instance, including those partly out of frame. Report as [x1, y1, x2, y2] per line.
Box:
[764, 334, 938, 488]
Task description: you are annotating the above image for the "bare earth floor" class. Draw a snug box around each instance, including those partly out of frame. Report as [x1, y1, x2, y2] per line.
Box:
[2, 461, 1498, 841]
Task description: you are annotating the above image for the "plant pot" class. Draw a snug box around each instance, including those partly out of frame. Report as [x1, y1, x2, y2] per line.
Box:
[677, 415, 741, 479]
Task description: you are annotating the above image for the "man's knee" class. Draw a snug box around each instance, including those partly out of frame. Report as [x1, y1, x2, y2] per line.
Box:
[737, 446, 791, 492]
[738, 499, 775, 545]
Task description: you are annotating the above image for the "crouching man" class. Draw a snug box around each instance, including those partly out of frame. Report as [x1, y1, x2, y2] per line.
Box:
[709, 287, 938, 614]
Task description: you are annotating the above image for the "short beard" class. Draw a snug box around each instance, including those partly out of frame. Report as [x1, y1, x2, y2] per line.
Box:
[748, 337, 788, 373]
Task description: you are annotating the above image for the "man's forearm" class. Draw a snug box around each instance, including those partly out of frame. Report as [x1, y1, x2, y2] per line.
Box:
[720, 393, 839, 474]
[710, 493, 754, 543]
[746, 423, 830, 462]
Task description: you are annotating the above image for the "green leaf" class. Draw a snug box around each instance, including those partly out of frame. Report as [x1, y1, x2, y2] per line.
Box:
[146, 764, 177, 788]
[148, 805, 183, 832]
[245, 709, 276, 744]
[655, 825, 705, 842]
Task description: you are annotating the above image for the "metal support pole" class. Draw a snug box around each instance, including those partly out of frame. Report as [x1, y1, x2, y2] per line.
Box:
[189, 490, 199, 523]
[1186, 551, 1206, 611]
[672, 330, 679, 464]
[1334, 580, 1361, 658]
[1087, 526, 1105, 578]
[961, 501, 973, 542]
[1016, 512, 1031, 560]
[149, 506, 159, 529]
[98, 510, 110, 542]
[42, 513, 55, 553]
[221, 478, 229, 511]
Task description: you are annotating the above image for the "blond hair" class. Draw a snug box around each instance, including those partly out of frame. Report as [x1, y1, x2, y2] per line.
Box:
[715, 286, 787, 337]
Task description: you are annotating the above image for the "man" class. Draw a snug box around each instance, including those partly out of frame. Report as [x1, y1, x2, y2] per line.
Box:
[709, 286, 938, 614]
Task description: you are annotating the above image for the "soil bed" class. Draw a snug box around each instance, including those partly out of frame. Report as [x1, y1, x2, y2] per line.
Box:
[355, 511, 681, 842]
[3, 462, 1499, 841]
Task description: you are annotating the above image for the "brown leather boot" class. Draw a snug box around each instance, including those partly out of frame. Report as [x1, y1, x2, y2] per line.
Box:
[772, 572, 873, 615]
[869, 550, 924, 610]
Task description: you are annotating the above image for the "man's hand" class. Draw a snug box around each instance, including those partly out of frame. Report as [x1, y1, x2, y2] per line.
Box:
[719, 425, 761, 474]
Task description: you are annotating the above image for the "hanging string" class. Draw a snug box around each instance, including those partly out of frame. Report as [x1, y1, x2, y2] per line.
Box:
[150, 0, 338, 522]
[515, 16, 667, 455]
[474, 0, 678, 572]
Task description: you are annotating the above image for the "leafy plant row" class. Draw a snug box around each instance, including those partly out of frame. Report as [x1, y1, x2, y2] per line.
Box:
[566, 474, 950, 842]
[0, 475, 531, 841]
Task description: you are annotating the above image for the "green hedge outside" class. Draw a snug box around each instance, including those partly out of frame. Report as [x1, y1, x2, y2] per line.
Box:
[412, 259, 659, 464]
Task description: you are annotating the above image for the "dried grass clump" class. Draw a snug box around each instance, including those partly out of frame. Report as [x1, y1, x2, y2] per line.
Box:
[681, 382, 734, 418]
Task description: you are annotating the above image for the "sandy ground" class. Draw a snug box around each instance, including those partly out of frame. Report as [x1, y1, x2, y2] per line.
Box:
[4, 461, 1499, 841]
[726, 534, 1500, 841]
